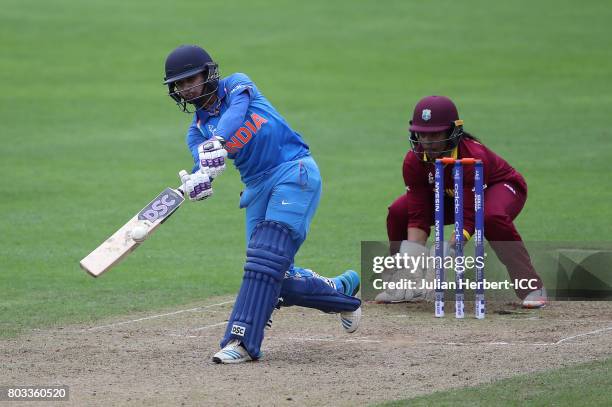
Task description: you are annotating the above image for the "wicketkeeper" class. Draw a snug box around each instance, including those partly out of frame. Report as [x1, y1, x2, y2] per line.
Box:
[163, 45, 361, 364]
[379, 95, 547, 308]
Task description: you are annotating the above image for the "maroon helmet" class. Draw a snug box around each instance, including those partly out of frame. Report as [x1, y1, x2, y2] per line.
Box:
[408, 95, 464, 160]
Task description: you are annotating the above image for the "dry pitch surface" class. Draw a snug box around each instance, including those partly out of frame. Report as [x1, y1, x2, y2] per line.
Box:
[3, 300, 611, 406]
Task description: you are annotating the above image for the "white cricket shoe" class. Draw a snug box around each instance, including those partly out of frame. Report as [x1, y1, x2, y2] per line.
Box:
[340, 307, 361, 333]
[522, 288, 548, 309]
[212, 340, 252, 364]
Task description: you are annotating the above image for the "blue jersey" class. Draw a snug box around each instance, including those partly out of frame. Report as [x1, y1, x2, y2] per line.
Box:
[186, 73, 310, 185]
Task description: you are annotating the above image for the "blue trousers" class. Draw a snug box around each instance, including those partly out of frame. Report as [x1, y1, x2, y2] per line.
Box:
[240, 155, 321, 248]
[240, 155, 329, 300]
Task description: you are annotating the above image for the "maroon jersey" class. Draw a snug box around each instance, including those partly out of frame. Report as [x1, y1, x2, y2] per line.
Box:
[402, 138, 527, 236]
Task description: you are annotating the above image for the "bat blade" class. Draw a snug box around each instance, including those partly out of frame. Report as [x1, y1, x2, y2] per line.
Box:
[80, 187, 184, 277]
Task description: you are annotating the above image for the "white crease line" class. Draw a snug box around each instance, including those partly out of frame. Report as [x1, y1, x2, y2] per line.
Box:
[166, 330, 383, 343]
[415, 341, 549, 346]
[192, 321, 227, 331]
[279, 336, 383, 344]
[84, 300, 234, 332]
[344, 338, 384, 343]
[165, 325, 612, 346]
[415, 326, 612, 346]
[552, 319, 612, 324]
[164, 321, 228, 338]
[554, 326, 612, 345]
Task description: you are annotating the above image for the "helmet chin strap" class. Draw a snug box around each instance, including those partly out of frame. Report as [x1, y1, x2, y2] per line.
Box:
[424, 148, 455, 163]
[200, 93, 219, 114]
[179, 82, 219, 114]
[187, 93, 219, 115]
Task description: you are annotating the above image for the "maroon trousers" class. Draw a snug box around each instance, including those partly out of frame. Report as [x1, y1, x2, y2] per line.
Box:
[387, 182, 542, 299]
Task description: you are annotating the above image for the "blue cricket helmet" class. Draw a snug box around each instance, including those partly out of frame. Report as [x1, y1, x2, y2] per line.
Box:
[164, 45, 220, 113]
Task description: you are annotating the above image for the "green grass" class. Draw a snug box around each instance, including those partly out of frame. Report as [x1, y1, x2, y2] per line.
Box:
[1, 0, 612, 336]
[377, 357, 612, 406]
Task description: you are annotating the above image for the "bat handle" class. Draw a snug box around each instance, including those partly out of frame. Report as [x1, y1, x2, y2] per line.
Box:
[177, 170, 190, 197]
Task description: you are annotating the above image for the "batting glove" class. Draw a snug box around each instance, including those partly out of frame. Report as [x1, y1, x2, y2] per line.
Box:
[198, 136, 227, 179]
[179, 169, 213, 201]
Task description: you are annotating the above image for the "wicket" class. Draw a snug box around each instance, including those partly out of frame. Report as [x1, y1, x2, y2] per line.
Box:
[434, 157, 485, 319]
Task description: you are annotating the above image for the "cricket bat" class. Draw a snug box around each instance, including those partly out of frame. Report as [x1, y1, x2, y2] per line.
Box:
[80, 186, 185, 277]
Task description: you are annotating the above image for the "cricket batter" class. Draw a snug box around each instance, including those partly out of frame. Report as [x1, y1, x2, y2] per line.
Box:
[379, 95, 547, 308]
[163, 45, 361, 364]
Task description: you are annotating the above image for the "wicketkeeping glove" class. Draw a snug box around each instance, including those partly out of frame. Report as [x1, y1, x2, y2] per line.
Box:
[198, 136, 227, 179]
[179, 169, 213, 201]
